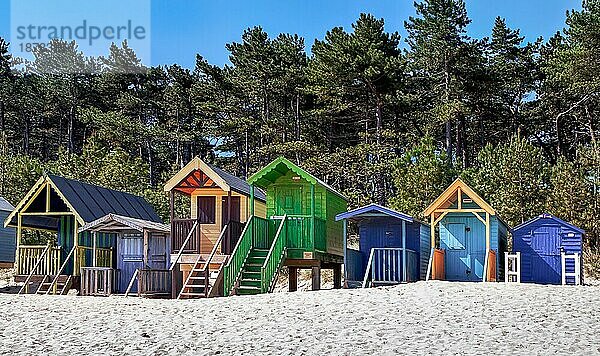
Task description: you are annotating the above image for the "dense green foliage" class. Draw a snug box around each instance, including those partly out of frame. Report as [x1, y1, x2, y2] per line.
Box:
[0, 1, 599, 275]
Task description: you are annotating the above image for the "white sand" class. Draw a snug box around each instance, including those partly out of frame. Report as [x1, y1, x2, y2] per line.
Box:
[1, 282, 599, 355]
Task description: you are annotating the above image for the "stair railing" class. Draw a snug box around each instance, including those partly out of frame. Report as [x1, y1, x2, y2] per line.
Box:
[169, 220, 200, 271]
[124, 269, 139, 297]
[178, 224, 229, 299]
[201, 223, 229, 297]
[224, 216, 255, 296]
[46, 245, 76, 295]
[18, 242, 51, 295]
[362, 248, 376, 288]
[261, 215, 288, 293]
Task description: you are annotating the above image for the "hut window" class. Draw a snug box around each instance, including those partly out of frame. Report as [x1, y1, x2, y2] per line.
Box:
[197, 196, 216, 224]
[463, 198, 473, 203]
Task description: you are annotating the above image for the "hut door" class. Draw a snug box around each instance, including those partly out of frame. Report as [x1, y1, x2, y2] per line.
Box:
[444, 223, 471, 281]
[117, 233, 144, 293]
[221, 196, 241, 225]
[530, 227, 562, 284]
[147, 234, 168, 270]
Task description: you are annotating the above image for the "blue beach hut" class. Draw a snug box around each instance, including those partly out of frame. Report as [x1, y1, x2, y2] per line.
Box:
[512, 213, 584, 285]
[335, 204, 430, 287]
[0, 196, 16, 267]
[423, 178, 508, 282]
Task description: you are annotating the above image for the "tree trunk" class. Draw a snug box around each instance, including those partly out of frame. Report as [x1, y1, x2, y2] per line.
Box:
[444, 55, 453, 163]
[0, 101, 5, 134]
[147, 139, 154, 186]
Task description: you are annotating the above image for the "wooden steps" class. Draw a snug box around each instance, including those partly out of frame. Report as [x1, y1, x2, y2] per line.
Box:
[178, 261, 226, 299]
[235, 249, 269, 296]
[33, 275, 72, 295]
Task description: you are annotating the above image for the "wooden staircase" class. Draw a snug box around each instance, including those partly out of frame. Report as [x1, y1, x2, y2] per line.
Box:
[178, 260, 225, 299]
[177, 223, 231, 299]
[236, 249, 269, 295]
[225, 215, 288, 296]
[34, 275, 72, 295]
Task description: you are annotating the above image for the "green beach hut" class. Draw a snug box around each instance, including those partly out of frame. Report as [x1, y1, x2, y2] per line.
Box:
[224, 157, 347, 295]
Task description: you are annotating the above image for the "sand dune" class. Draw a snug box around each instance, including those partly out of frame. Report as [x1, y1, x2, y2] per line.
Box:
[0, 282, 599, 355]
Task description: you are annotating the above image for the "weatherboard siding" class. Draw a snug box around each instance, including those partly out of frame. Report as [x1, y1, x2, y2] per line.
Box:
[513, 216, 583, 285]
[0, 209, 16, 263]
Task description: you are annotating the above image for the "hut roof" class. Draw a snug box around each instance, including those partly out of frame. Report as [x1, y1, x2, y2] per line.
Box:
[512, 213, 584, 234]
[248, 157, 346, 201]
[423, 178, 496, 216]
[5, 175, 162, 230]
[79, 213, 170, 234]
[163, 157, 266, 202]
[335, 203, 415, 222]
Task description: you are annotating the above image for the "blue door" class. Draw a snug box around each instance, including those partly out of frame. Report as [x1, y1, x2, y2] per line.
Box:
[117, 234, 144, 293]
[444, 223, 469, 281]
[529, 227, 561, 284]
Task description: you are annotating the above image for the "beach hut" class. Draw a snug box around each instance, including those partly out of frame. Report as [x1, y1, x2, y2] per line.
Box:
[4, 174, 164, 295]
[224, 157, 347, 295]
[0, 197, 16, 267]
[163, 157, 267, 298]
[423, 178, 508, 282]
[512, 213, 584, 285]
[335, 204, 430, 288]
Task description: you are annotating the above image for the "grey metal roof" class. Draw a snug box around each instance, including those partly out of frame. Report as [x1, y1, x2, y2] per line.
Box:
[0, 196, 14, 212]
[208, 163, 267, 202]
[48, 175, 163, 224]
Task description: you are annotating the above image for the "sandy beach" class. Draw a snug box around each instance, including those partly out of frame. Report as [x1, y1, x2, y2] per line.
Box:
[0, 281, 599, 355]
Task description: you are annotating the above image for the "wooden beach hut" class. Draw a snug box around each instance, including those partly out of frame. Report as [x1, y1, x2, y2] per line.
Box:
[423, 178, 508, 282]
[0, 197, 16, 267]
[4, 174, 164, 295]
[335, 204, 430, 287]
[163, 157, 267, 298]
[224, 157, 347, 296]
[512, 213, 583, 285]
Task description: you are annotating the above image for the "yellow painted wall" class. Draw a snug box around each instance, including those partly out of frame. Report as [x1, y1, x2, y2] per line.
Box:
[189, 189, 266, 250]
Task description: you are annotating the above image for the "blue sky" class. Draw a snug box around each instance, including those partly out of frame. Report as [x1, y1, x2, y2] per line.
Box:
[0, 0, 582, 68]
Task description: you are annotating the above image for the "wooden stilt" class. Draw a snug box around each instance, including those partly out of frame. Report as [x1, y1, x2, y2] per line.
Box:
[311, 266, 321, 291]
[333, 264, 342, 289]
[288, 267, 298, 292]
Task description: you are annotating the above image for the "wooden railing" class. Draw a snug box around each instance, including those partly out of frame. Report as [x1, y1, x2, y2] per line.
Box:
[224, 216, 255, 296]
[17, 245, 61, 276]
[46, 245, 76, 295]
[486, 249, 497, 282]
[77, 246, 113, 269]
[138, 269, 171, 296]
[172, 219, 200, 253]
[282, 215, 326, 252]
[81, 267, 118, 296]
[261, 215, 287, 293]
[251, 217, 270, 249]
[179, 224, 230, 299]
[223, 220, 245, 255]
[362, 248, 418, 287]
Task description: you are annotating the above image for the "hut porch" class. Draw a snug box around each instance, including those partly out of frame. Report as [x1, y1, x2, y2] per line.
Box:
[164, 157, 266, 298]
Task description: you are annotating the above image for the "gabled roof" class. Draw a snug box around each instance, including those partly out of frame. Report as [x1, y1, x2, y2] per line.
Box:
[335, 203, 414, 222]
[512, 213, 585, 234]
[0, 196, 14, 212]
[79, 213, 170, 234]
[163, 157, 266, 201]
[423, 178, 496, 216]
[5, 175, 162, 230]
[248, 157, 347, 201]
